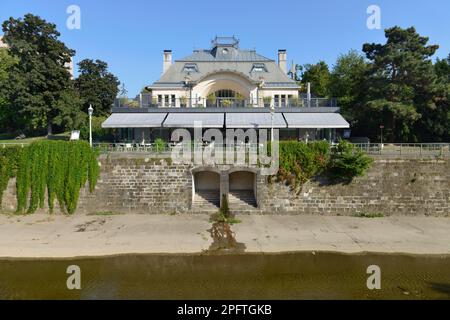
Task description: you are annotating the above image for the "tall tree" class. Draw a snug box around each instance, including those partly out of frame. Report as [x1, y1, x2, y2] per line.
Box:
[299, 61, 331, 97]
[429, 54, 450, 141]
[2, 14, 75, 135]
[75, 59, 120, 116]
[329, 50, 368, 123]
[0, 47, 18, 132]
[355, 26, 439, 142]
[435, 54, 450, 82]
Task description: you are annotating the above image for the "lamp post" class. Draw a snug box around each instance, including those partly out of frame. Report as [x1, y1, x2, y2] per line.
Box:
[269, 103, 275, 143]
[380, 124, 384, 150]
[184, 75, 192, 108]
[88, 104, 94, 147]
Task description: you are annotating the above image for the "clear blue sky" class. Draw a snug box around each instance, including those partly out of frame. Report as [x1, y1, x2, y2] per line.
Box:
[1, 0, 449, 96]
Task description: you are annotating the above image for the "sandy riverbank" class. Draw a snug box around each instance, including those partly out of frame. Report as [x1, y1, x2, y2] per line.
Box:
[0, 213, 449, 258]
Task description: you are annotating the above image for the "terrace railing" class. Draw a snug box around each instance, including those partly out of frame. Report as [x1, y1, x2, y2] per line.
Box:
[114, 95, 338, 109]
[353, 143, 450, 158]
[93, 142, 450, 159]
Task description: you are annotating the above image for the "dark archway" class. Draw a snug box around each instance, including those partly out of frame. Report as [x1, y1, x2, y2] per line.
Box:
[193, 171, 221, 209]
[229, 171, 256, 207]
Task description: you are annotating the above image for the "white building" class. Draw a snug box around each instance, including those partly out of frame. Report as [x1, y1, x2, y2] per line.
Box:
[103, 36, 349, 142]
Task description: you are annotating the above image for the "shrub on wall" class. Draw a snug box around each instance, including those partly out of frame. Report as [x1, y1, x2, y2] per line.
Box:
[277, 141, 330, 188]
[0, 140, 99, 214]
[276, 140, 372, 188]
[328, 140, 373, 182]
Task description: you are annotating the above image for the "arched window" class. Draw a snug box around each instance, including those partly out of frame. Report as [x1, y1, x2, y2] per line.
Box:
[214, 89, 236, 98]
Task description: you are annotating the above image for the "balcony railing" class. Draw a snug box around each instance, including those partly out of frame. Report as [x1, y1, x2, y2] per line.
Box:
[114, 94, 338, 109]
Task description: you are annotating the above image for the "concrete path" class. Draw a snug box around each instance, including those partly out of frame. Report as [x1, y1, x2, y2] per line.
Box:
[0, 213, 449, 258]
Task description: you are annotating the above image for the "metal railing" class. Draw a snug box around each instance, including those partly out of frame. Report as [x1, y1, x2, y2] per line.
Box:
[353, 143, 450, 158]
[114, 95, 338, 109]
[92, 142, 263, 154]
[4, 141, 448, 159]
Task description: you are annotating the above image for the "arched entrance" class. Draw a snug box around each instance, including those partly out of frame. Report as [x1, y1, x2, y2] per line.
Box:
[193, 171, 220, 209]
[229, 171, 257, 208]
[191, 71, 257, 107]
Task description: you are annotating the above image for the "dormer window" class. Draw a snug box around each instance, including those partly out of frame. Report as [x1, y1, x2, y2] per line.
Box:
[251, 63, 267, 72]
[183, 63, 198, 73]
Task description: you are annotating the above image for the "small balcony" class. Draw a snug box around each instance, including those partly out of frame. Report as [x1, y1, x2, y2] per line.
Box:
[114, 94, 338, 109]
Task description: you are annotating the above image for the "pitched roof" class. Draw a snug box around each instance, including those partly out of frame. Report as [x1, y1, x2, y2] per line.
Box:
[179, 49, 272, 62]
[149, 41, 299, 89]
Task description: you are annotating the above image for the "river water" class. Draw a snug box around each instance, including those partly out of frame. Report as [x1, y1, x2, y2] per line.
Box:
[0, 252, 449, 299]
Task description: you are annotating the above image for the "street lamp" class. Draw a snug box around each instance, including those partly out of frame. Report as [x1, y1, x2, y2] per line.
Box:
[269, 103, 275, 143]
[380, 124, 384, 150]
[88, 104, 94, 147]
[184, 75, 192, 108]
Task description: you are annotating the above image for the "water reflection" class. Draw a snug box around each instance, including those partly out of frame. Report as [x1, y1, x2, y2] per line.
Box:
[0, 253, 449, 300]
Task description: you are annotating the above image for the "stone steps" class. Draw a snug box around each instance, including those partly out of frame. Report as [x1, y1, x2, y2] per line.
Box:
[193, 191, 220, 211]
[228, 190, 257, 212]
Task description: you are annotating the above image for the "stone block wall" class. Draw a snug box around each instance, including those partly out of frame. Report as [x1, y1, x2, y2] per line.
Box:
[1, 155, 449, 216]
[258, 159, 450, 216]
[77, 154, 193, 214]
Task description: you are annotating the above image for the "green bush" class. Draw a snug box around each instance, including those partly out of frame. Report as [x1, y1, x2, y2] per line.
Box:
[277, 141, 330, 188]
[329, 140, 373, 182]
[220, 194, 230, 217]
[275, 140, 372, 187]
[0, 141, 99, 214]
[154, 138, 166, 152]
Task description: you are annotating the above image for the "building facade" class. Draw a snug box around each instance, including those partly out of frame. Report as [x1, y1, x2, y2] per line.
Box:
[102, 36, 349, 143]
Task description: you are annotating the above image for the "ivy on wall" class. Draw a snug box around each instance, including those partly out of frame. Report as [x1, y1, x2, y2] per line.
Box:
[1, 141, 99, 214]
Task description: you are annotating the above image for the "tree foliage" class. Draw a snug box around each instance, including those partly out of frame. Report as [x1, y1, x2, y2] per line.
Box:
[75, 59, 120, 116]
[328, 50, 368, 122]
[0, 47, 18, 131]
[299, 61, 331, 97]
[355, 26, 440, 142]
[306, 26, 449, 143]
[1, 14, 78, 135]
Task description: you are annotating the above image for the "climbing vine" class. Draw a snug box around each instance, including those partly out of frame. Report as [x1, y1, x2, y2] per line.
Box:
[0, 145, 24, 205]
[1, 140, 99, 214]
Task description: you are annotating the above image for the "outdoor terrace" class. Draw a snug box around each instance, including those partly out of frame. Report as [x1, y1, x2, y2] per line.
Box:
[114, 94, 338, 109]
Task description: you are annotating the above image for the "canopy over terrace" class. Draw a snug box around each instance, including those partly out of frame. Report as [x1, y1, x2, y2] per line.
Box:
[102, 113, 167, 128]
[225, 113, 286, 129]
[102, 111, 349, 130]
[283, 113, 349, 128]
[163, 113, 224, 128]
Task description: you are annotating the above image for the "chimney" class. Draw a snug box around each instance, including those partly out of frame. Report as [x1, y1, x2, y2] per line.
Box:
[278, 49, 287, 74]
[163, 50, 172, 74]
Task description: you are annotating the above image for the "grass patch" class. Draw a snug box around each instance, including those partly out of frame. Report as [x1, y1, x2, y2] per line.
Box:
[353, 212, 385, 218]
[209, 212, 242, 225]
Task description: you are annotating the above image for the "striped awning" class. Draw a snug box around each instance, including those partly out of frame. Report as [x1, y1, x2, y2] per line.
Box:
[283, 113, 349, 128]
[226, 113, 287, 128]
[101, 113, 167, 128]
[163, 113, 224, 128]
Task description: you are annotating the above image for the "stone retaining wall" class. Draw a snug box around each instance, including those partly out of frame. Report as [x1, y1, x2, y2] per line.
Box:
[1, 155, 449, 216]
[258, 159, 449, 216]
